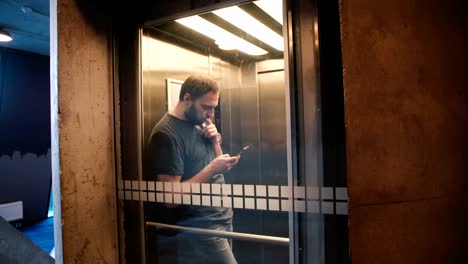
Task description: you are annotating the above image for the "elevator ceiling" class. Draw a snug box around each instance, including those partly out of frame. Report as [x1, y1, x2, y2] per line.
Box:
[145, 2, 284, 65]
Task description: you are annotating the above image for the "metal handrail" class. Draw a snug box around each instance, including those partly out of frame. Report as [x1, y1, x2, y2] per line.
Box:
[146, 221, 289, 246]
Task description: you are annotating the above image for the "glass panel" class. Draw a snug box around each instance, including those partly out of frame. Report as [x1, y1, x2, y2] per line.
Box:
[114, 0, 343, 263]
[140, 2, 291, 263]
[116, 0, 348, 263]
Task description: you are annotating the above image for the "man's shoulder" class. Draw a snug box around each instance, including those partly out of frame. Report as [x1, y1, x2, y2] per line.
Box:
[150, 115, 172, 139]
[152, 114, 170, 130]
[150, 114, 187, 142]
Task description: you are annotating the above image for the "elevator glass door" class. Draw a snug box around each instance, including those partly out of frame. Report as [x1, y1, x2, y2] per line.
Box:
[116, 0, 338, 263]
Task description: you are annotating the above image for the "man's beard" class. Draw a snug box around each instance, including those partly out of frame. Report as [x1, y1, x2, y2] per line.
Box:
[185, 104, 202, 125]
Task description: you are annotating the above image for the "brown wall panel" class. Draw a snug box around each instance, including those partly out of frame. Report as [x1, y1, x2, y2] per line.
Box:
[341, 0, 466, 205]
[349, 195, 465, 264]
[341, 0, 466, 262]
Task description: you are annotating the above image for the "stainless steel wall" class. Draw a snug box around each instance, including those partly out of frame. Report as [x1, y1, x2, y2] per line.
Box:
[258, 60, 287, 186]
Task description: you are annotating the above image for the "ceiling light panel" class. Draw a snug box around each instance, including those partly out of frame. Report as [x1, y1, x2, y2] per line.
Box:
[254, 0, 283, 26]
[213, 6, 284, 51]
[175, 16, 268, 56]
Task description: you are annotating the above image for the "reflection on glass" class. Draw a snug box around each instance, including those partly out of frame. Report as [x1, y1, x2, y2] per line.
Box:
[141, 1, 288, 263]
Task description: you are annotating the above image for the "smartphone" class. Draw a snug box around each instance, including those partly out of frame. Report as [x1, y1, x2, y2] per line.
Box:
[237, 145, 253, 156]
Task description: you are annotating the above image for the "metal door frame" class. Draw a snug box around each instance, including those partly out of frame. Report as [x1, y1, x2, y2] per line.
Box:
[115, 0, 348, 262]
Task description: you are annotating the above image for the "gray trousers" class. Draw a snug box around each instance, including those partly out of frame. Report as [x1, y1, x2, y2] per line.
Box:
[175, 224, 237, 264]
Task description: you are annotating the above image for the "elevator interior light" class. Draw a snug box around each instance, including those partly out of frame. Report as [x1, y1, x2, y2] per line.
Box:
[213, 6, 283, 51]
[176, 16, 268, 56]
[254, 0, 283, 26]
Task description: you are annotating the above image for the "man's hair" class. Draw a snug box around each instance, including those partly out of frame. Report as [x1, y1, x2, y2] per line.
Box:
[179, 75, 220, 101]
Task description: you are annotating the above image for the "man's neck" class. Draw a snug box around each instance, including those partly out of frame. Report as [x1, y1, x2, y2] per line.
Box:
[169, 102, 187, 120]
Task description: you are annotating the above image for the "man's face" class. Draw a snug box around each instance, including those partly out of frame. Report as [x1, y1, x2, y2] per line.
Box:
[184, 91, 219, 125]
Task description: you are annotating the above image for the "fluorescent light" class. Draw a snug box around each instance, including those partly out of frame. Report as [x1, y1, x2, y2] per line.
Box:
[254, 0, 283, 26]
[0, 29, 13, 42]
[176, 16, 268, 56]
[213, 6, 283, 51]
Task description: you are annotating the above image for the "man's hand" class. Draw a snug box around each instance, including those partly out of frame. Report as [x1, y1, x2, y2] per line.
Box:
[208, 154, 240, 174]
[201, 118, 221, 143]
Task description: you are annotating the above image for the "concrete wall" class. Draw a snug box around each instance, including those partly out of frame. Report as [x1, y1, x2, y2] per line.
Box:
[56, 0, 117, 262]
[340, 0, 466, 262]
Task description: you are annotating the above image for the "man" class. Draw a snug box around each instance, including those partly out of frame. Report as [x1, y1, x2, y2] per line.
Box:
[149, 75, 239, 263]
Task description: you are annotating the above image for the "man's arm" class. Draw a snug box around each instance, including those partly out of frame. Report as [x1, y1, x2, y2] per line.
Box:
[212, 140, 223, 157]
[157, 154, 239, 184]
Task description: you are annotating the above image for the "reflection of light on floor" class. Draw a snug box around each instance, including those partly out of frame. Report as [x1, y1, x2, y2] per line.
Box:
[48, 187, 54, 217]
[20, 216, 54, 254]
[47, 187, 55, 257]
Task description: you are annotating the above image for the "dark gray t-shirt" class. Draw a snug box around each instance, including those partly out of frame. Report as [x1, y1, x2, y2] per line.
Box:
[149, 113, 233, 228]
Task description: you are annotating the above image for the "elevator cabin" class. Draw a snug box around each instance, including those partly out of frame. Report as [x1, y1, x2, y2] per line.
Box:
[116, 0, 348, 263]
